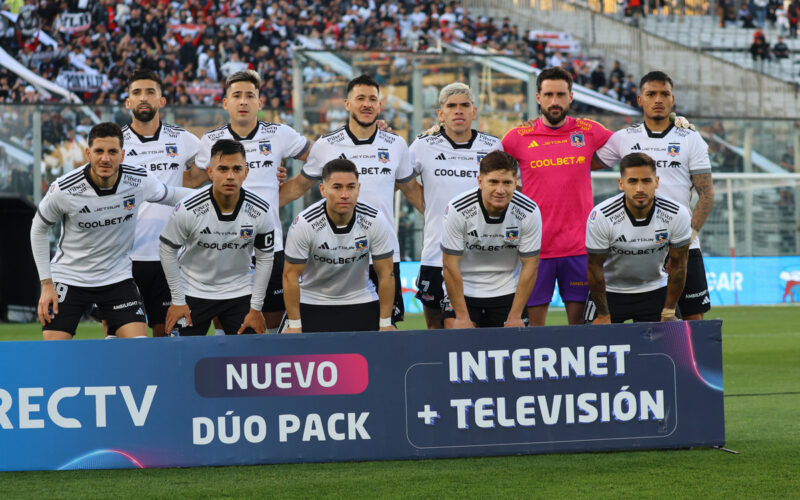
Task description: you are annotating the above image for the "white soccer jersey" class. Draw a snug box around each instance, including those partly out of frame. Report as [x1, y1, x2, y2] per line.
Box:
[441, 188, 542, 298]
[123, 122, 201, 261]
[196, 121, 310, 252]
[284, 199, 394, 305]
[594, 123, 711, 249]
[409, 129, 503, 267]
[159, 187, 275, 305]
[35, 164, 183, 287]
[586, 194, 692, 294]
[300, 125, 415, 263]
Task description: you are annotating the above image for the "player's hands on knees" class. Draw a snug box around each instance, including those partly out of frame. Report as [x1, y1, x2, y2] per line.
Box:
[165, 304, 192, 333]
[284, 327, 302, 334]
[592, 314, 612, 325]
[451, 316, 474, 330]
[503, 316, 526, 328]
[660, 314, 680, 322]
[376, 120, 393, 133]
[379, 325, 397, 332]
[277, 165, 288, 184]
[239, 308, 266, 334]
[37, 282, 58, 326]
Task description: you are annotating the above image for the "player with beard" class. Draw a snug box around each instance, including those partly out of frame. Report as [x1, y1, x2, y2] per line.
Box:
[502, 67, 613, 327]
[280, 74, 423, 327]
[594, 71, 714, 320]
[122, 69, 203, 337]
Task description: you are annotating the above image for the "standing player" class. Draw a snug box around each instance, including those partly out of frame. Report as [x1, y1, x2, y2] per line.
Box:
[280, 74, 423, 326]
[441, 151, 542, 329]
[160, 140, 275, 336]
[593, 71, 714, 320]
[123, 69, 202, 337]
[501, 67, 613, 327]
[409, 82, 502, 329]
[585, 153, 691, 323]
[196, 70, 311, 331]
[282, 159, 396, 333]
[30, 123, 193, 340]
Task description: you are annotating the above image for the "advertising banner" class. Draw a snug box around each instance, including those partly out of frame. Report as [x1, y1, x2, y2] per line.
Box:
[0, 321, 724, 471]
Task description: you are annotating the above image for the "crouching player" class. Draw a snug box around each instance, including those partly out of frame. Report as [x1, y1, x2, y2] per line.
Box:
[282, 159, 396, 333]
[441, 151, 542, 329]
[159, 139, 275, 335]
[584, 153, 691, 323]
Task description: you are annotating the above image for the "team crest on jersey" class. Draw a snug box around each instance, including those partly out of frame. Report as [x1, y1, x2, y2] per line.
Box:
[570, 132, 585, 148]
[589, 210, 597, 222]
[49, 183, 56, 193]
[259, 142, 272, 155]
[667, 144, 680, 156]
[123, 196, 136, 210]
[476, 152, 487, 164]
[505, 228, 520, 241]
[655, 231, 668, 243]
[355, 237, 368, 251]
[377, 150, 389, 163]
[165, 144, 178, 157]
[240, 226, 254, 239]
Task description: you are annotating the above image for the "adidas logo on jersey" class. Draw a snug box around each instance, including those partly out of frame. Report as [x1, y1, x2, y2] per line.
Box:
[79, 205, 91, 214]
[467, 230, 478, 237]
[128, 149, 137, 156]
[616, 235, 627, 242]
[435, 153, 447, 161]
[338, 153, 347, 160]
[318, 242, 330, 250]
[631, 143, 641, 151]
[702, 296, 710, 305]
[201, 227, 212, 234]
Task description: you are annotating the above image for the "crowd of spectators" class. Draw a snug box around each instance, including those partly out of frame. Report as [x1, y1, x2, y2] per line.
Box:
[0, 0, 642, 110]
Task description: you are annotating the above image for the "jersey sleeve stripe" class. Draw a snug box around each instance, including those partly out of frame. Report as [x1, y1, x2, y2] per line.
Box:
[57, 169, 85, 186]
[321, 126, 346, 138]
[58, 175, 86, 190]
[285, 254, 308, 264]
[184, 194, 211, 210]
[303, 209, 326, 222]
[441, 245, 464, 256]
[655, 197, 680, 210]
[511, 195, 536, 212]
[591, 151, 611, 169]
[586, 247, 610, 254]
[371, 250, 394, 261]
[396, 172, 416, 184]
[454, 197, 479, 212]
[184, 189, 210, 206]
[291, 139, 311, 160]
[520, 249, 541, 258]
[670, 238, 691, 248]
[690, 168, 712, 175]
[301, 168, 322, 181]
[159, 235, 182, 249]
[36, 208, 55, 226]
[243, 194, 271, 212]
[452, 190, 479, 206]
[355, 202, 378, 216]
[152, 184, 169, 203]
[120, 169, 148, 177]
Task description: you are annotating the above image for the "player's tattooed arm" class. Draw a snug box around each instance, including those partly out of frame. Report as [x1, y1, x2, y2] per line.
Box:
[663, 244, 689, 321]
[690, 173, 715, 239]
[587, 253, 611, 324]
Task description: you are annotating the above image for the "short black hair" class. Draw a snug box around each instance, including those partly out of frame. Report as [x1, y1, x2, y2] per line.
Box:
[346, 74, 380, 96]
[639, 71, 673, 91]
[322, 158, 359, 181]
[225, 70, 261, 95]
[619, 152, 656, 175]
[210, 139, 246, 163]
[479, 151, 519, 176]
[536, 66, 573, 93]
[88, 122, 123, 148]
[128, 69, 163, 92]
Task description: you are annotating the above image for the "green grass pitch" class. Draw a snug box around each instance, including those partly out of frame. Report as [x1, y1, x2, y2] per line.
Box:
[1, 306, 798, 498]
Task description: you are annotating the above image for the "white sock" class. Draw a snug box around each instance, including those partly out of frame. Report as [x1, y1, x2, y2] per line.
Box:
[215, 329, 225, 336]
[105, 335, 117, 339]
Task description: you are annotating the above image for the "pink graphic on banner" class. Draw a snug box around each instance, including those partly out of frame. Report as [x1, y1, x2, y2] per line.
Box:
[194, 354, 369, 397]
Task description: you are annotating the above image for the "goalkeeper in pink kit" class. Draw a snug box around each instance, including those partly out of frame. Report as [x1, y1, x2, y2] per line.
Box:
[502, 67, 613, 326]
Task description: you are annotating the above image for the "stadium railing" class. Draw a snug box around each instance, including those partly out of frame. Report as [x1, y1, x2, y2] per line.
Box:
[2, 51, 798, 260]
